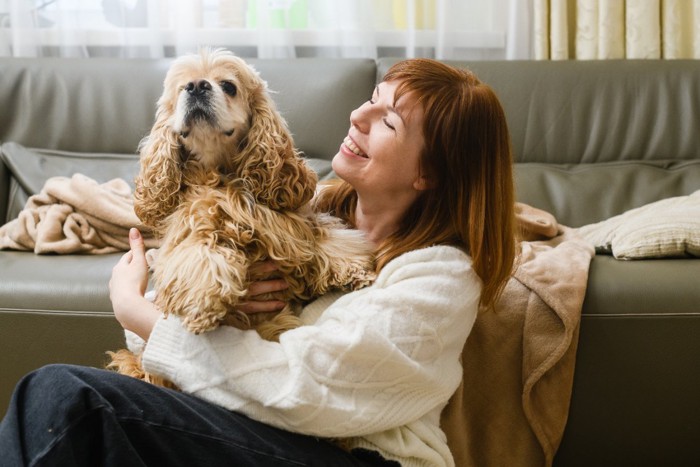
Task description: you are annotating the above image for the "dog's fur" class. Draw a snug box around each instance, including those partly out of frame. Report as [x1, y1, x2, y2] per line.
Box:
[107, 48, 374, 386]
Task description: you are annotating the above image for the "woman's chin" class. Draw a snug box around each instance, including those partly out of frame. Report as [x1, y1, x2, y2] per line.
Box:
[333, 145, 371, 186]
[331, 151, 349, 176]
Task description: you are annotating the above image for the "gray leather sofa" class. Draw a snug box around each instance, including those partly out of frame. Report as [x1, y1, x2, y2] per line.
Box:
[1, 57, 699, 466]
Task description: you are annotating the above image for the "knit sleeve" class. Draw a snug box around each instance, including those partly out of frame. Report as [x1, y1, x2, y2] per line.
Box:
[141, 245, 481, 438]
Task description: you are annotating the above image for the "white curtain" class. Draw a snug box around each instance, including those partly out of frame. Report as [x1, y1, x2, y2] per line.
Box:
[0, 0, 532, 60]
[534, 0, 700, 60]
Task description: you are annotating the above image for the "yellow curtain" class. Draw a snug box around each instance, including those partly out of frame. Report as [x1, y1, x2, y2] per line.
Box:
[534, 0, 700, 59]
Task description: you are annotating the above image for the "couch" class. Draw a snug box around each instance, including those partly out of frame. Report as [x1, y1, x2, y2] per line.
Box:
[1, 56, 699, 466]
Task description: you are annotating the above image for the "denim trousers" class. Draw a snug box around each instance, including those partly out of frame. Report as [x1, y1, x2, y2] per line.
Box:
[0, 364, 398, 467]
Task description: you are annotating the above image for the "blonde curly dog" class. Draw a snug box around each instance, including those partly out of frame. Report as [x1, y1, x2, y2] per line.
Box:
[107, 48, 375, 388]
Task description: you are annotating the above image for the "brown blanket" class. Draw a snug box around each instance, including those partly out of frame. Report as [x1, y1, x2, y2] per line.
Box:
[442, 203, 595, 467]
[0, 174, 158, 254]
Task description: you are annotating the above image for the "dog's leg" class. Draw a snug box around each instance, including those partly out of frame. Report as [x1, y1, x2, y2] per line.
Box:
[155, 238, 250, 334]
[250, 208, 375, 300]
[315, 219, 376, 291]
[153, 188, 257, 334]
[105, 349, 178, 389]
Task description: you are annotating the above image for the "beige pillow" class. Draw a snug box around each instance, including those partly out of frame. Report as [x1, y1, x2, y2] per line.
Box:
[576, 190, 700, 259]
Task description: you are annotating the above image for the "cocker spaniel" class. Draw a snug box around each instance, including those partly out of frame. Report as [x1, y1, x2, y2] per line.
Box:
[107, 48, 374, 387]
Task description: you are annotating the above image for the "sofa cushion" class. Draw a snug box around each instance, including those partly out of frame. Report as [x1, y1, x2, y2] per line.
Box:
[576, 190, 700, 259]
[514, 160, 700, 227]
[0, 250, 120, 313]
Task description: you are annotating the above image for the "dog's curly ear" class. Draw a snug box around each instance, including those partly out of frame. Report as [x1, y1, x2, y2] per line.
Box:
[134, 106, 183, 229]
[239, 80, 317, 211]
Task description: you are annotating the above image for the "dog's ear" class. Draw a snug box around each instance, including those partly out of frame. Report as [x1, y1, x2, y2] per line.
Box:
[238, 81, 317, 211]
[134, 105, 183, 229]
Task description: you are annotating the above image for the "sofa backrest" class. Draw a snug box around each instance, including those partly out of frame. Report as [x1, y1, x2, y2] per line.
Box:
[378, 58, 700, 226]
[379, 58, 700, 164]
[250, 59, 376, 161]
[0, 58, 168, 154]
[1, 57, 700, 227]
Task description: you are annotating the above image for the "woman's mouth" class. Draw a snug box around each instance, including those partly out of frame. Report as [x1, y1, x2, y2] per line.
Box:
[343, 137, 368, 158]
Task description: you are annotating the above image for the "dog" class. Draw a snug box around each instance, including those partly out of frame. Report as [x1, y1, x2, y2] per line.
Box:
[107, 48, 375, 387]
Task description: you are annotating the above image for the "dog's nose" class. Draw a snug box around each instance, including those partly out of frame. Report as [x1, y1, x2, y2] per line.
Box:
[185, 80, 212, 96]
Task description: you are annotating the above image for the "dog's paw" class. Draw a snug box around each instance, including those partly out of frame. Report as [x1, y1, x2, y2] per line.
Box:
[348, 266, 376, 291]
[254, 305, 303, 342]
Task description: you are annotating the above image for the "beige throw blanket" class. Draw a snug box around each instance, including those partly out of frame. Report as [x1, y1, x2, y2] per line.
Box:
[0, 174, 158, 254]
[442, 203, 595, 467]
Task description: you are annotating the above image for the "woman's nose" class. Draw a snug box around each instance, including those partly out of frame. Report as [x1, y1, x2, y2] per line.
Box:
[350, 105, 370, 133]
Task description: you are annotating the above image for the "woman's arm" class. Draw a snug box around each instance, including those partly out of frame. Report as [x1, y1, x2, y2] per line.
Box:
[141, 245, 481, 438]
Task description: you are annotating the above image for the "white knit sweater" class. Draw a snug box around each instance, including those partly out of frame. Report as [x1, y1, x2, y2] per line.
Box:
[141, 245, 481, 467]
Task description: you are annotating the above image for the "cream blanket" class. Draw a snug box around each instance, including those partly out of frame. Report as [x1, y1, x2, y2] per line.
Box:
[441, 203, 595, 467]
[0, 174, 158, 254]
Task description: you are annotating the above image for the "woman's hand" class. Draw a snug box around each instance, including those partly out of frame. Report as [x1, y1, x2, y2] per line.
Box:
[109, 228, 160, 340]
[238, 261, 289, 314]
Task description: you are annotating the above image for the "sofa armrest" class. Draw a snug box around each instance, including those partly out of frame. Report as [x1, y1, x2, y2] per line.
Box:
[0, 150, 8, 224]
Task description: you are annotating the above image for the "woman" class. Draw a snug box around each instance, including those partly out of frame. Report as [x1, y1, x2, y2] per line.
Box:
[0, 58, 516, 466]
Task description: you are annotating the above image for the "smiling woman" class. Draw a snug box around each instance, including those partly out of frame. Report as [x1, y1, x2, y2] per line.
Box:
[0, 0, 528, 59]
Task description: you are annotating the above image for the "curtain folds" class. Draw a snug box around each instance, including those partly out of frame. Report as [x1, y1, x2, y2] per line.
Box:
[534, 0, 700, 60]
[0, 0, 531, 60]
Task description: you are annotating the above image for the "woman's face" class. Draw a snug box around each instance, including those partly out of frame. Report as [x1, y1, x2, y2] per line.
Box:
[332, 79, 428, 204]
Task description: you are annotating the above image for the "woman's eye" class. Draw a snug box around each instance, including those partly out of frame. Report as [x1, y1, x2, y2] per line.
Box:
[383, 118, 395, 130]
[220, 81, 237, 97]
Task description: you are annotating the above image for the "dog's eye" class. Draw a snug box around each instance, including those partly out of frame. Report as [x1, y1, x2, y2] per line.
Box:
[220, 81, 237, 97]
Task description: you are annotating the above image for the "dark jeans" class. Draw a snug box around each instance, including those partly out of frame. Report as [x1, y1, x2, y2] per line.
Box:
[0, 364, 398, 467]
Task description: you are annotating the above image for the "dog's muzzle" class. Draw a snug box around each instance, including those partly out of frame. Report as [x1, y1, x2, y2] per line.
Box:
[183, 80, 215, 126]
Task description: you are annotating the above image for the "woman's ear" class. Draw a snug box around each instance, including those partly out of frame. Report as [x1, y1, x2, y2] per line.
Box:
[413, 175, 434, 191]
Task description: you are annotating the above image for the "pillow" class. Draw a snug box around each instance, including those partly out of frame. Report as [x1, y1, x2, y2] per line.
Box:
[575, 190, 700, 259]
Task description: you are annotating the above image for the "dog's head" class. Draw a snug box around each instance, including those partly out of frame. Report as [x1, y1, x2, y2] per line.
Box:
[160, 48, 256, 169]
[134, 48, 317, 228]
